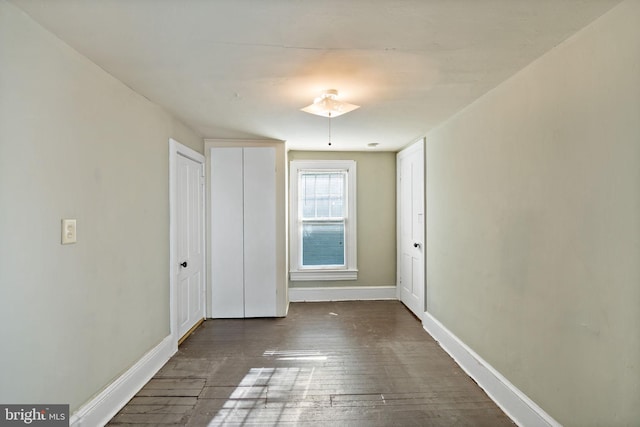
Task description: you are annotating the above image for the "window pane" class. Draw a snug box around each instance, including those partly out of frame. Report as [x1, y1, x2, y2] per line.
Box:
[300, 172, 345, 219]
[315, 176, 330, 217]
[302, 222, 345, 266]
[302, 175, 316, 217]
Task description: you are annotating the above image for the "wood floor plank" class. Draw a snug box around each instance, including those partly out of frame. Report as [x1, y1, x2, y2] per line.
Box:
[136, 388, 203, 397]
[143, 378, 206, 389]
[127, 396, 198, 406]
[110, 413, 186, 424]
[200, 386, 268, 399]
[108, 301, 513, 426]
[119, 404, 194, 415]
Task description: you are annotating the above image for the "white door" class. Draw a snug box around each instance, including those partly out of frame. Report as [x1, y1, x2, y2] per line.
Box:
[176, 153, 205, 339]
[210, 147, 245, 317]
[398, 140, 425, 318]
[243, 147, 276, 317]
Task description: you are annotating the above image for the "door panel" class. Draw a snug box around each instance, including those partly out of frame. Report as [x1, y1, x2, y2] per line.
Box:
[398, 142, 425, 318]
[243, 147, 276, 317]
[210, 147, 245, 318]
[179, 277, 189, 325]
[177, 153, 205, 338]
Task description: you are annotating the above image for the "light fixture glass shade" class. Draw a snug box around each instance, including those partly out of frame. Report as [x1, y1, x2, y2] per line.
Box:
[301, 89, 359, 118]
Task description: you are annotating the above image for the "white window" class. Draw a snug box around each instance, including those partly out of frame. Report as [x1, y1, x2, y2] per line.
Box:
[289, 160, 357, 281]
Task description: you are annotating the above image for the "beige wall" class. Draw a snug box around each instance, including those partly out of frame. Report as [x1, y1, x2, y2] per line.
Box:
[288, 151, 396, 288]
[426, 1, 640, 425]
[0, 1, 202, 413]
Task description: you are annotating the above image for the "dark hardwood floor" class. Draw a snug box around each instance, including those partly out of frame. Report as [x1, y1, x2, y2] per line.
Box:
[108, 301, 513, 426]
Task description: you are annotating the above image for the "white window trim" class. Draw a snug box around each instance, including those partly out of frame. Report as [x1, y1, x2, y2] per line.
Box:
[289, 160, 357, 281]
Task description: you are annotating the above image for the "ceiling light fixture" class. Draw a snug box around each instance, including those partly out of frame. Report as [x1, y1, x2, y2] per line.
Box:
[301, 89, 359, 146]
[301, 89, 359, 118]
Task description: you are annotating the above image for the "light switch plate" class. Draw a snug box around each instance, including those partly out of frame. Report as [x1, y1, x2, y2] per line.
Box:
[61, 219, 77, 244]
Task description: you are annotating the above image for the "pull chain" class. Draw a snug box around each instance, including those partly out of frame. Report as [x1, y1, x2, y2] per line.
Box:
[328, 112, 332, 146]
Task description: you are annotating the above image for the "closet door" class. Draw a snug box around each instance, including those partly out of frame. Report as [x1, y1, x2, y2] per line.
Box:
[210, 147, 245, 317]
[243, 147, 277, 317]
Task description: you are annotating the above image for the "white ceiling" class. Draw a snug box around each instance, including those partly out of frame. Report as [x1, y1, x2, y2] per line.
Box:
[11, 0, 620, 151]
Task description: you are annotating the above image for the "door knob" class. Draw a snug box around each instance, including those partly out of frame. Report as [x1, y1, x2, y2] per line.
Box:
[413, 243, 421, 248]
[180, 261, 188, 268]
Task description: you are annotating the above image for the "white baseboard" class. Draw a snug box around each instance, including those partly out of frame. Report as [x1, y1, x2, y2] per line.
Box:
[69, 335, 177, 427]
[289, 285, 396, 302]
[422, 312, 561, 427]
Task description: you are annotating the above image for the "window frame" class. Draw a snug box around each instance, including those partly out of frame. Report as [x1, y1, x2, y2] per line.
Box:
[289, 160, 357, 281]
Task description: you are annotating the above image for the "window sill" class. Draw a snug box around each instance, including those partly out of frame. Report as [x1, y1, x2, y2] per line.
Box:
[290, 269, 358, 281]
